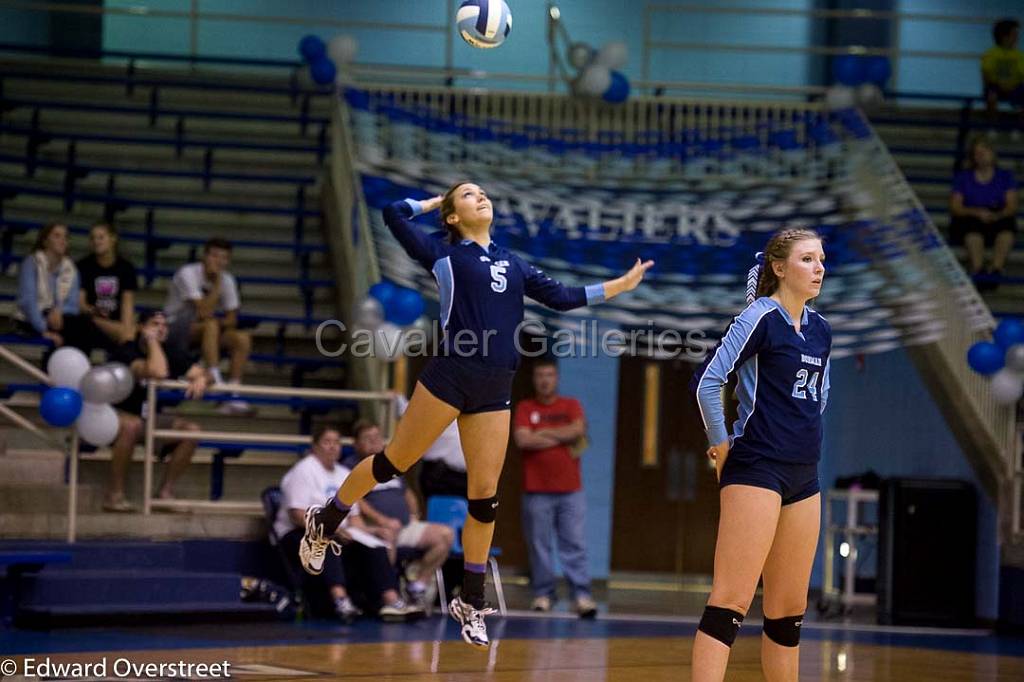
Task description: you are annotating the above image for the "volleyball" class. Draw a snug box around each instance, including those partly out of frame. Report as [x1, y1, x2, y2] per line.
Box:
[456, 0, 512, 49]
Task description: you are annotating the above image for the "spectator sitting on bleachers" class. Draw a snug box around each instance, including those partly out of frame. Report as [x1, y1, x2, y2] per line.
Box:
[77, 222, 139, 349]
[982, 18, 1024, 134]
[344, 418, 454, 610]
[274, 424, 423, 621]
[163, 238, 252, 415]
[14, 222, 95, 352]
[950, 136, 1019, 290]
[103, 310, 205, 511]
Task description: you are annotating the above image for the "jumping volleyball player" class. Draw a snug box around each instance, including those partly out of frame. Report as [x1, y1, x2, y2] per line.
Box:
[690, 229, 830, 682]
[299, 182, 653, 648]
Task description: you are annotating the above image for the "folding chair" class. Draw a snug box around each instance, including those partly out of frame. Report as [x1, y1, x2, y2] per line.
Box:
[260, 485, 308, 617]
[426, 495, 506, 615]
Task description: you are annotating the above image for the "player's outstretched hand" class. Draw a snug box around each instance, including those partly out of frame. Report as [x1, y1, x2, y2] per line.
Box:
[620, 258, 655, 292]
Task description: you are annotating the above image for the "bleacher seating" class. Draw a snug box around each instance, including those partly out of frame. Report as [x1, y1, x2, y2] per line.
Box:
[870, 95, 1024, 315]
[0, 54, 350, 530]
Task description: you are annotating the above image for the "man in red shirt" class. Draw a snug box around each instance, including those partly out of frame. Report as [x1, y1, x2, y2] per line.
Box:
[513, 358, 597, 618]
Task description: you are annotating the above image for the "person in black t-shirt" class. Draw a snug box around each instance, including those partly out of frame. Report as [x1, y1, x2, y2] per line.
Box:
[77, 222, 139, 348]
[103, 310, 209, 512]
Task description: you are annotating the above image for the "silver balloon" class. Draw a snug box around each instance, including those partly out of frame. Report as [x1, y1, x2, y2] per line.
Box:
[593, 41, 628, 69]
[104, 362, 136, 403]
[1005, 344, 1024, 373]
[79, 366, 120, 403]
[577, 64, 611, 97]
[990, 368, 1024, 405]
[568, 42, 593, 70]
[824, 85, 855, 110]
[328, 34, 358, 65]
[354, 296, 384, 330]
[76, 402, 119, 447]
[372, 322, 405, 362]
[856, 83, 884, 111]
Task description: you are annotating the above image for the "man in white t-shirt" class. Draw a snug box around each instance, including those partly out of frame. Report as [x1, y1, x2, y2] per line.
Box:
[275, 424, 422, 621]
[164, 238, 252, 414]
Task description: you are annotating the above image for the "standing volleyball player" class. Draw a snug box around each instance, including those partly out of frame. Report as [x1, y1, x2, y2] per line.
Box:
[300, 181, 653, 648]
[690, 229, 830, 682]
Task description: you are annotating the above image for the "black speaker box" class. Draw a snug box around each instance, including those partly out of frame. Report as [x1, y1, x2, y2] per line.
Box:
[877, 478, 976, 627]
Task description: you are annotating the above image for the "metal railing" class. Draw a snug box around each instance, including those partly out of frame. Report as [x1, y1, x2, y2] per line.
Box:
[142, 380, 396, 514]
[0, 0, 1006, 100]
[0, 344, 81, 543]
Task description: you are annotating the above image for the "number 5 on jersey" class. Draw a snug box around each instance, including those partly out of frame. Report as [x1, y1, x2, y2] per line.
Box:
[490, 264, 507, 293]
[792, 369, 820, 402]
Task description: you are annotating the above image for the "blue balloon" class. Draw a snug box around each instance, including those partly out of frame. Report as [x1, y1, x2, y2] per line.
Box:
[310, 57, 337, 86]
[602, 71, 630, 103]
[994, 318, 1024, 350]
[40, 387, 83, 427]
[967, 341, 1005, 375]
[832, 55, 866, 86]
[864, 56, 891, 87]
[299, 35, 326, 62]
[369, 280, 399, 312]
[387, 287, 426, 326]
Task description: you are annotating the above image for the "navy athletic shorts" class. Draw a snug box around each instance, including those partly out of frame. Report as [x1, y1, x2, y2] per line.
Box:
[719, 449, 820, 506]
[417, 355, 516, 414]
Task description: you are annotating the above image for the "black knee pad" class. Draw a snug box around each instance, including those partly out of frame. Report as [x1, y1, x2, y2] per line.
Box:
[763, 614, 804, 647]
[467, 495, 499, 524]
[698, 606, 744, 647]
[371, 451, 403, 483]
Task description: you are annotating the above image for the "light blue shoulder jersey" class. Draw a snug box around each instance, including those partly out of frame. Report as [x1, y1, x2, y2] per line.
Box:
[689, 297, 832, 465]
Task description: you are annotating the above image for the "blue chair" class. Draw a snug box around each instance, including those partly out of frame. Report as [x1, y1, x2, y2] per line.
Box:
[426, 495, 507, 615]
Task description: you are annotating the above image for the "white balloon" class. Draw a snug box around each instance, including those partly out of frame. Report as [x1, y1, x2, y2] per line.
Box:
[76, 402, 120, 447]
[47, 347, 91, 389]
[990, 368, 1024, 405]
[568, 42, 593, 70]
[594, 41, 628, 69]
[824, 85, 855, 110]
[328, 34, 358, 65]
[578, 64, 611, 97]
[856, 83, 884, 110]
[1006, 344, 1024, 373]
[371, 322, 405, 362]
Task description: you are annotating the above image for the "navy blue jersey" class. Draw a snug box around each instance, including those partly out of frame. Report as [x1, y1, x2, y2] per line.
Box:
[383, 199, 605, 370]
[691, 297, 832, 464]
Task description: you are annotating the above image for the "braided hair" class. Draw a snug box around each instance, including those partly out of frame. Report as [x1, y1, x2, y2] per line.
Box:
[745, 228, 822, 304]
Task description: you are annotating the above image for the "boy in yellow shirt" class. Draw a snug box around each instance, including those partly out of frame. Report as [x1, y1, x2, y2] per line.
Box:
[982, 18, 1024, 131]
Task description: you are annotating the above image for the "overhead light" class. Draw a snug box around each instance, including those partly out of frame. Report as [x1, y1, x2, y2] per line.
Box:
[549, 6, 561, 20]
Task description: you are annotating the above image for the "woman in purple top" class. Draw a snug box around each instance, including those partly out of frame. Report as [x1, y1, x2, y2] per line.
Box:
[950, 136, 1019, 289]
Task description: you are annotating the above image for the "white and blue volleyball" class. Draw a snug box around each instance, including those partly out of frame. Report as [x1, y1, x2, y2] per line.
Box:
[457, 0, 512, 49]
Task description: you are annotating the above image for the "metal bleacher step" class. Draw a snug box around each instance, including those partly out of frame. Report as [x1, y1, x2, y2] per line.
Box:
[0, 510, 265, 540]
[14, 600, 280, 628]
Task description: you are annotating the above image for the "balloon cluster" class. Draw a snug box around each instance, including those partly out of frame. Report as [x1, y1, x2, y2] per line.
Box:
[967, 318, 1024, 405]
[298, 34, 358, 87]
[570, 41, 630, 103]
[354, 281, 429, 362]
[39, 347, 135, 447]
[824, 55, 891, 112]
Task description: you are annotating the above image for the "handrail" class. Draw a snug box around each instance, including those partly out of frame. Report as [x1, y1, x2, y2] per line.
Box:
[0, 345, 81, 542]
[141, 380, 396, 514]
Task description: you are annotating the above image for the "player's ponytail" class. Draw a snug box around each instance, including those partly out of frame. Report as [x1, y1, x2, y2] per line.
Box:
[751, 228, 821, 301]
